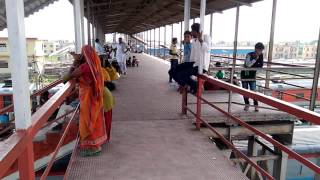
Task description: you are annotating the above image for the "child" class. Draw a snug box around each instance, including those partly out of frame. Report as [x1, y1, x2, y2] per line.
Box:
[132, 56, 139, 67]
[127, 57, 132, 66]
[215, 62, 225, 79]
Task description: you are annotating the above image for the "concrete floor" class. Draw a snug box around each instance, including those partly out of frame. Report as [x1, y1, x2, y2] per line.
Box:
[66, 53, 248, 180]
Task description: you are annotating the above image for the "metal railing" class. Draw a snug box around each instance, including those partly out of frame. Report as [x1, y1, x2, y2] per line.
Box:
[181, 74, 320, 179]
[0, 79, 65, 137]
[0, 80, 76, 179]
[209, 55, 318, 110]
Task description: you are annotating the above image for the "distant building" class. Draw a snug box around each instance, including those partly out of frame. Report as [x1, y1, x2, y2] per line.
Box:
[273, 43, 299, 59]
[302, 45, 317, 59]
[43, 40, 59, 55]
[0, 37, 45, 76]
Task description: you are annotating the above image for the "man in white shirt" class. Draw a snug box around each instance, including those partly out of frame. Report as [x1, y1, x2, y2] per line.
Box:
[116, 37, 128, 75]
[180, 23, 211, 94]
[95, 38, 106, 66]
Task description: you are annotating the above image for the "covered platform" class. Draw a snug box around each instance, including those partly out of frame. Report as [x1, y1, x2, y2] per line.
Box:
[66, 54, 248, 179]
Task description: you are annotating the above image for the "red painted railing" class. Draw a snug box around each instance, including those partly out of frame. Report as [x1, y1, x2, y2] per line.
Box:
[0, 79, 65, 137]
[0, 80, 75, 179]
[182, 74, 320, 179]
[0, 79, 64, 115]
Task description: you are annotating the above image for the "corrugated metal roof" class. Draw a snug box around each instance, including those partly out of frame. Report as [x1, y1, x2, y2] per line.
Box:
[84, 0, 263, 34]
[0, 0, 58, 31]
[0, 0, 263, 34]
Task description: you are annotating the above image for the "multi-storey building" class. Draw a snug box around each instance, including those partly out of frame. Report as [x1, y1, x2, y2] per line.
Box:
[0, 37, 45, 76]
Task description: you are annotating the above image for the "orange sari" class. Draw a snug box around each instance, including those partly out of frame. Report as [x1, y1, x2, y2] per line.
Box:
[78, 45, 107, 149]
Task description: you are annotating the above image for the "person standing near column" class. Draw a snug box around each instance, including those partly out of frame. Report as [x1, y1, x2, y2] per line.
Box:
[95, 38, 106, 66]
[116, 37, 128, 75]
[168, 38, 179, 83]
[240, 42, 264, 112]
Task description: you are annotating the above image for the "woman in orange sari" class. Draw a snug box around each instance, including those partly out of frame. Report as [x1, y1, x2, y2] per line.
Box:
[66, 45, 107, 156]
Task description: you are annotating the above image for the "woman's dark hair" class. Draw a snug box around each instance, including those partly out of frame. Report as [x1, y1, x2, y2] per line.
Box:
[95, 38, 100, 43]
[191, 23, 200, 33]
[184, 30, 192, 36]
[255, 42, 265, 50]
[215, 62, 222, 67]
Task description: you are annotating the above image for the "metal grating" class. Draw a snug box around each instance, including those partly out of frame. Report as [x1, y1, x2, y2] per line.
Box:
[66, 54, 248, 180]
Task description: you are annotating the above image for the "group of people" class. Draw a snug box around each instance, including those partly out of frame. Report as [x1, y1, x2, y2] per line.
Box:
[168, 23, 265, 112]
[95, 37, 131, 75]
[168, 23, 211, 94]
[63, 45, 119, 157]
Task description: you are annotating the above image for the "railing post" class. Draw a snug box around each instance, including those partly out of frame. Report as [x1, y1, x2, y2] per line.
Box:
[18, 132, 34, 180]
[182, 87, 188, 114]
[196, 78, 204, 129]
[273, 148, 288, 180]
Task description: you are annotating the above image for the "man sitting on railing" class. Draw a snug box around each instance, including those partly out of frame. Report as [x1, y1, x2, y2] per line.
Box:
[179, 23, 211, 94]
[240, 42, 265, 112]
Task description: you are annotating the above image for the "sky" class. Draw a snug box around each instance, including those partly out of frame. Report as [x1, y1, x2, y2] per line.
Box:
[0, 0, 319, 43]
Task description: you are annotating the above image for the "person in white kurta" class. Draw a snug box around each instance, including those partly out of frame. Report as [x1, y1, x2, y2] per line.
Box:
[116, 38, 127, 74]
[180, 23, 211, 94]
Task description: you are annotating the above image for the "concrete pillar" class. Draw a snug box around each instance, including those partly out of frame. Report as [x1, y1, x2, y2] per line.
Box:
[184, 0, 190, 31]
[5, 0, 35, 179]
[73, 0, 83, 53]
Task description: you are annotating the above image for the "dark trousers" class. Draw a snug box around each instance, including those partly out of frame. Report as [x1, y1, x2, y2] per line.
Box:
[169, 59, 178, 82]
[242, 81, 258, 106]
[179, 66, 206, 93]
[171, 62, 195, 86]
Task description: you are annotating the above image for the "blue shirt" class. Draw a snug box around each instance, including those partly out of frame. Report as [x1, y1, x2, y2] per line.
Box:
[183, 43, 192, 62]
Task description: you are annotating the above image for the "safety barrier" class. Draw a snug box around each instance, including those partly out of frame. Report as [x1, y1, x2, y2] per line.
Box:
[0, 80, 76, 179]
[182, 74, 320, 179]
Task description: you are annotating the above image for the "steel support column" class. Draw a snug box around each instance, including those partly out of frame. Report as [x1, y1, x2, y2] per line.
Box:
[158, 28, 161, 57]
[164, 26, 167, 57]
[91, 15, 95, 47]
[199, 0, 206, 74]
[309, 28, 320, 111]
[184, 0, 190, 31]
[149, 30, 152, 55]
[73, 0, 83, 53]
[227, 6, 240, 115]
[196, 79, 204, 129]
[210, 13, 213, 38]
[86, 0, 91, 45]
[5, 0, 35, 179]
[154, 29, 156, 56]
[265, 0, 278, 90]
[80, 0, 85, 45]
[171, 24, 174, 40]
